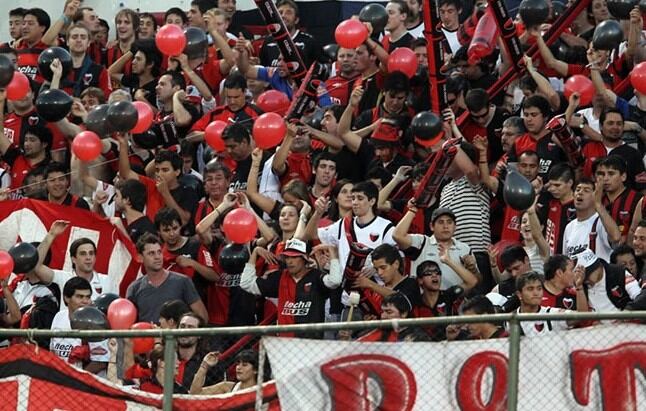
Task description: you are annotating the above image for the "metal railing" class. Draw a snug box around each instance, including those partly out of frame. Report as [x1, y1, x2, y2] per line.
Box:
[1, 310, 645, 411]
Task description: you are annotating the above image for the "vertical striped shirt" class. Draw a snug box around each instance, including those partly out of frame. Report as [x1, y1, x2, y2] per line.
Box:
[439, 177, 491, 253]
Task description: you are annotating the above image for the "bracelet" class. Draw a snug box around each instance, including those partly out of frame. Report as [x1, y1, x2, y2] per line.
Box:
[62, 15, 71, 25]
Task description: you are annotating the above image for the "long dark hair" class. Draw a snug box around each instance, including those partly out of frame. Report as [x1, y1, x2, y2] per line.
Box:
[327, 179, 353, 221]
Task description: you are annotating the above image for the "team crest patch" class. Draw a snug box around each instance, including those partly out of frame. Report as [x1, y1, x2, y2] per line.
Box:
[83, 73, 93, 85]
[90, 346, 108, 356]
[369, 233, 379, 242]
[534, 323, 544, 332]
[562, 297, 574, 309]
[303, 282, 311, 292]
[611, 286, 622, 298]
[436, 302, 446, 314]
[28, 116, 39, 126]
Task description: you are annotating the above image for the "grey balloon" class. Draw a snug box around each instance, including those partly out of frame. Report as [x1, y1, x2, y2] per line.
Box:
[0, 55, 15, 88]
[592, 20, 624, 50]
[503, 171, 535, 211]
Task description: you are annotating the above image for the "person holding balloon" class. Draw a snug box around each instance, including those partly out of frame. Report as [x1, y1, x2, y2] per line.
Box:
[108, 40, 162, 107]
[381, 1, 415, 52]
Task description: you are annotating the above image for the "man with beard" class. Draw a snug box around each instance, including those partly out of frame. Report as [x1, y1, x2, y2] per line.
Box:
[325, 47, 359, 106]
[43, 162, 89, 209]
[108, 41, 161, 107]
[309, 152, 338, 201]
[175, 312, 219, 389]
[112, 179, 156, 244]
[405, 0, 424, 38]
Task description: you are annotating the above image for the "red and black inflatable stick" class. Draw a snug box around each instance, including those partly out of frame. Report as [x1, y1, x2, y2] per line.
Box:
[421, 0, 448, 113]
[413, 138, 460, 208]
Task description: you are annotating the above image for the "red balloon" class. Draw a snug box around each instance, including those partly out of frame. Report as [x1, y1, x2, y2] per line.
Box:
[0, 251, 14, 280]
[131, 101, 154, 134]
[335, 19, 369, 49]
[107, 298, 137, 329]
[630, 62, 646, 95]
[204, 120, 227, 152]
[388, 48, 418, 78]
[72, 131, 102, 162]
[252, 112, 286, 149]
[155, 24, 187, 56]
[223, 208, 258, 244]
[131, 322, 155, 354]
[257, 90, 290, 116]
[563, 75, 595, 106]
[6, 71, 30, 101]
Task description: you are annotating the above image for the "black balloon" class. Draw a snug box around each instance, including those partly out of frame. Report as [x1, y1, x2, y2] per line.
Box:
[70, 306, 109, 342]
[607, 0, 638, 19]
[519, 0, 550, 27]
[94, 293, 120, 315]
[35, 89, 73, 122]
[85, 104, 113, 137]
[592, 20, 624, 50]
[0, 55, 15, 87]
[107, 101, 138, 132]
[306, 107, 325, 130]
[183, 27, 208, 59]
[219, 243, 250, 274]
[359, 3, 388, 34]
[551, 1, 566, 19]
[8, 242, 38, 273]
[411, 111, 442, 140]
[503, 171, 535, 211]
[132, 129, 161, 149]
[321, 43, 339, 64]
[37, 47, 73, 82]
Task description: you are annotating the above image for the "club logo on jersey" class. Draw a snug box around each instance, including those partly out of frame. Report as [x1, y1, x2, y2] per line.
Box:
[534, 322, 545, 332]
[436, 302, 446, 315]
[95, 286, 102, 294]
[611, 286, 623, 298]
[566, 208, 576, 220]
[28, 116, 39, 126]
[83, 73, 93, 85]
[303, 282, 311, 293]
[562, 297, 574, 309]
[90, 346, 108, 356]
[369, 233, 379, 242]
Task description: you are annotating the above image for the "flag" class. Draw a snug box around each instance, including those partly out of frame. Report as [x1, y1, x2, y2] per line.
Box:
[0, 199, 140, 296]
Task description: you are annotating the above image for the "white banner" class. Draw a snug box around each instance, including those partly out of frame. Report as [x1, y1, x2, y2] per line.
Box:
[264, 324, 646, 410]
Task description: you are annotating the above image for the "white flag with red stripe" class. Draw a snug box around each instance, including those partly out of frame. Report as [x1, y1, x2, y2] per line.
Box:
[0, 199, 140, 296]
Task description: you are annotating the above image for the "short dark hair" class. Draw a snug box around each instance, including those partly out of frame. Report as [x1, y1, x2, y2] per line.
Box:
[313, 151, 337, 169]
[276, 0, 299, 15]
[222, 123, 251, 144]
[179, 311, 205, 328]
[383, 71, 410, 93]
[155, 149, 183, 171]
[576, 176, 596, 191]
[136, 232, 162, 254]
[388, 0, 410, 17]
[25, 8, 51, 32]
[116, 179, 148, 212]
[416, 260, 442, 277]
[162, 70, 186, 90]
[461, 295, 496, 315]
[596, 155, 627, 175]
[63, 276, 91, 299]
[439, 0, 463, 9]
[44, 162, 69, 180]
[610, 244, 637, 264]
[134, 39, 162, 75]
[324, 105, 345, 122]
[410, 38, 427, 49]
[446, 75, 469, 96]
[500, 245, 528, 270]
[139, 12, 158, 30]
[465, 88, 489, 113]
[547, 163, 575, 184]
[9, 8, 27, 18]
[191, 0, 218, 14]
[98, 18, 109, 32]
[515, 271, 544, 292]
[69, 238, 96, 259]
[366, 166, 391, 188]
[25, 125, 53, 148]
[204, 159, 232, 180]
[371, 244, 403, 273]
[381, 292, 412, 317]
[164, 7, 188, 24]
[351, 181, 379, 204]
[519, 75, 538, 93]
[155, 207, 182, 230]
[522, 95, 551, 118]
[159, 300, 191, 325]
[518, 150, 539, 163]
[224, 72, 248, 90]
[599, 108, 623, 125]
[543, 254, 570, 281]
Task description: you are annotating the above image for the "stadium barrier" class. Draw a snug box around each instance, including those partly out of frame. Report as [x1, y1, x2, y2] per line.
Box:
[0, 311, 645, 410]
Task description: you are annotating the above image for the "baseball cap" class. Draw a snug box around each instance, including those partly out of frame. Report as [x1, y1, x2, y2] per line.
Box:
[573, 249, 602, 275]
[281, 238, 308, 258]
[431, 207, 456, 224]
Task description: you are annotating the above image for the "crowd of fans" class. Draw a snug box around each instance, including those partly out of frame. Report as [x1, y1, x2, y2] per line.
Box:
[0, 0, 645, 394]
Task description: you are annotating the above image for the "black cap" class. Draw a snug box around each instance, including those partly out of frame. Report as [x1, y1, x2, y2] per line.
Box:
[431, 207, 456, 224]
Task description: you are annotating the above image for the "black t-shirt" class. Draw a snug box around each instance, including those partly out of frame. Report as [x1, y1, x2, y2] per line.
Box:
[152, 102, 201, 148]
[169, 184, 200, 230]
[121, 74, 158, 106]
[393, 277, 422, 307]
[167, 238, 208, 304]
[60, 193, 90, 210]
[259, 30, 321, 68]
[127, 215, 156, 244]
[385, 33, 414, 52]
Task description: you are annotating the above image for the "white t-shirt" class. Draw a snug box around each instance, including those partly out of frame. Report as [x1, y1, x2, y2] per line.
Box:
[8, 274, 54, 310]
[514, 306, 571, 337]
[562, 213, 613, 263]
[50, 309, 110, 373]
[51, 270, 117, 311]
[408, 234, 471, 289]
[587, 268, 642, 314]
[92, 180, 117, 218]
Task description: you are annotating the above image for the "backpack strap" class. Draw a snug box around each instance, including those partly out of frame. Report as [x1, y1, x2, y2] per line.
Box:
[589, 216, 600, 252]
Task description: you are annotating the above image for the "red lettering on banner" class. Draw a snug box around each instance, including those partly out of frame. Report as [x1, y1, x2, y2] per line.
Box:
[320, 354, 417, 411]
[571, 342, 646, 411]
[456, 351, 508, 411]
